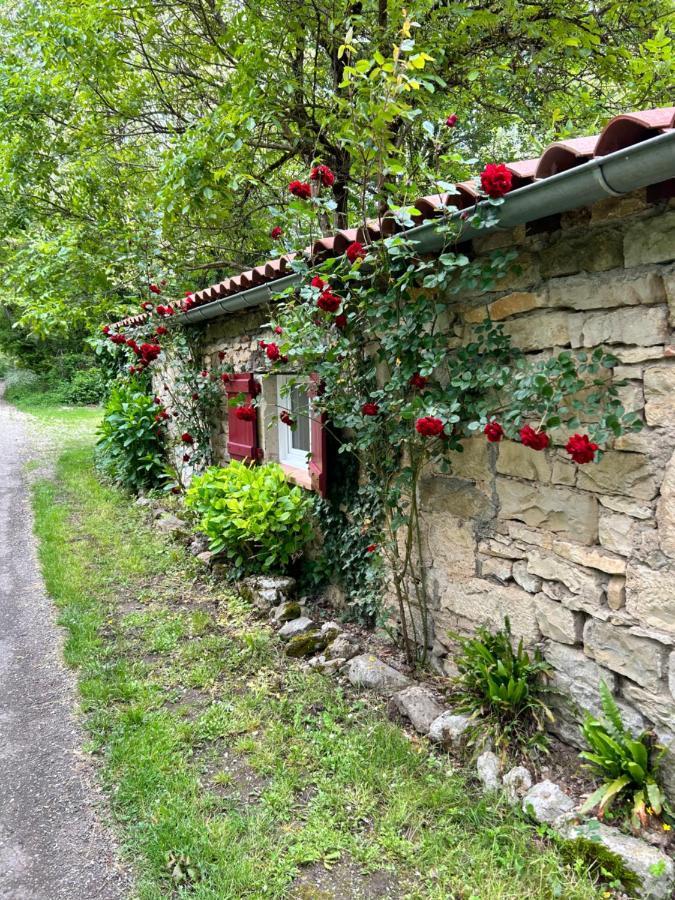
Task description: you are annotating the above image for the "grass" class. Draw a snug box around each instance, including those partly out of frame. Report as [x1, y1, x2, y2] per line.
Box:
[29, 428, 621, 898]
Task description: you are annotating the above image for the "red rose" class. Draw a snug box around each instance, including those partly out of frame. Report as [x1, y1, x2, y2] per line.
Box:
[366, 544, 377, 553]
[149, 284, 161, 295]
[156, 325, 168, 336]
[140, 343, 161, 363]
[235, 404, 256, 421]
[181, 432, 194, 444]
[182, 453, 191, 462]
[289, 180, 312, 200]
[409, 373, 428, 390]
[129, 366, 136, 374]
[141, 301, 154, 312]
[192, 392, 199, 400]
[310, 164, 335, 188]
[566, 433, 598, 465]
[280, 410, 294, 427]
[318, 289, 341, 313]
[311, 276, 326, 290]
[480, 163, 513, 199]
[362, 402, 379, 416]
[101, 325, 110, 334]
[220, 372, 230, 383]
[346, 241, 366, 263]
[110, 333, 126, 345]
[415, 416, 444, 437]
[445, 114, 458, 128]
[274, 326, 283, 335]
[218, 351, 226, 361]
[484, 421, 504, 443]
[183, 293, 195, 311]
[265, 342, 281, 361]
[200, 369, 208, 377]
[335, 314, 347, 330]
[270, 226, 283, 239]
[520, 424, 549, 451]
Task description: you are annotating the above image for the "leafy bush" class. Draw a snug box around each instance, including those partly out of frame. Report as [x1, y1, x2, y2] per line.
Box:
[451, 619, 553, 755]
[185, 462, 314, 577]
[95, 382, 167, 492]
[579, 681, 669, 827]
[4, 364, 106, 407]
[55, 367, 106, 404]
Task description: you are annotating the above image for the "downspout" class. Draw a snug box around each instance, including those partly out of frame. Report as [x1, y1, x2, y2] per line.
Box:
[180, 130, 675, 325]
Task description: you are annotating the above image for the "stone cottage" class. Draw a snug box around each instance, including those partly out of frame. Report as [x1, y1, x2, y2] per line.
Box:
[118, 107, 675, 780]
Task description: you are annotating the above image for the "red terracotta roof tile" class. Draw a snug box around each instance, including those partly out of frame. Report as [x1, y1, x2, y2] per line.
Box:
[111, 106, 674, 329]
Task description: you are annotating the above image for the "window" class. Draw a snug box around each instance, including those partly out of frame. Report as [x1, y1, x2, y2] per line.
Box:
[277, 376, 312, 470]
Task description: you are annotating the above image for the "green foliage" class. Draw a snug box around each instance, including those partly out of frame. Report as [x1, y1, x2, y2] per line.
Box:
[95, 381, 167, 492]
[579, 681, 669, 828]
[185, 462, 314, 576]
[451, 619, 553, 756]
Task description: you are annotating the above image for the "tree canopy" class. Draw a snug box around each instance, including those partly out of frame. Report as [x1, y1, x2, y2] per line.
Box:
[0, 0, 672, 361]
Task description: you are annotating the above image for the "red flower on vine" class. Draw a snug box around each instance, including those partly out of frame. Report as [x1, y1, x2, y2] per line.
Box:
[141, 301, 154, 312]
[182, 453, 191, 463]
[149, 284, 161, 295]
[335, 313, 347, 330]
[110, 333, 126, 345]
[156, 326, 168, 336]
[366, 544, 377, 553]
[484, 421, 504, 443]
[235, 404, 256, 421]
[346, 241, 366, 263]
[270, 226, 283, 239]
[416, 416, 444, 437]
[362, 402, 379, 416]
[101, 325, 110, 335]
[480, 163, 513, 199]
[218, 351, 226, 361]
[409, 373, 428, 390]
[265, 342, 281, 361]
[310, 164, 335, 187]
[129, 365, 136, 374]
[274, 326, 283, 335]
[289, 180, 312, 199]
[445, 114, 458, 128]
[181, 432, 194, 443]
[318, 289, 341, 313]
[279, 410, 295, 427]
[566, 433, 598, 464]
[140, 343, 161, 364]
[520, 424, 549, 451]
[310, 276, 326, 291]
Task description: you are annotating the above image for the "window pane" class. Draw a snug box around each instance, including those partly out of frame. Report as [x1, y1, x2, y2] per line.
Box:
[291, 386, 310, 452]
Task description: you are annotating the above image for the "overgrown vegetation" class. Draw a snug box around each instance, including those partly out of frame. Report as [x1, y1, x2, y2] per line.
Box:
[451, 620, 554, 757]
[4, 364, 106, 408]
[95, 380, 167, 492]
[31, 433, 621, 899]
[580, 681, 671, 829]
[186, 462, 315, 577]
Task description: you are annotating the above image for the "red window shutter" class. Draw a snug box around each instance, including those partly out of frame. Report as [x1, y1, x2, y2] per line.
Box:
[226, 373, 261, 463]
[308, 373, 327, 497]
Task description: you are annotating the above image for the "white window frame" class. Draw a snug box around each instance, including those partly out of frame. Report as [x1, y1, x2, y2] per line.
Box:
[276, 375, 312, 470]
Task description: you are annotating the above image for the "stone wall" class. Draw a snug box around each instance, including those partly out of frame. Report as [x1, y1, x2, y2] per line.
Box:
[419, 191, 675, 781]
[193, 190, 675, 786]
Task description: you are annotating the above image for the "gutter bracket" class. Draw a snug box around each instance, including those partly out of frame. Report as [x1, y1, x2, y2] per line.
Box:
[591, 163, 624, 198]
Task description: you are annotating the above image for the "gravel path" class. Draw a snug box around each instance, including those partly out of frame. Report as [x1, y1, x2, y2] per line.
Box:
[0, 397, 130, 899]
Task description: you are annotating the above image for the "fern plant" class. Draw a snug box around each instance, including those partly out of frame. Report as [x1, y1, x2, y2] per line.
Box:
[580, 681, 669, 828]
[450, 619, 553, 755]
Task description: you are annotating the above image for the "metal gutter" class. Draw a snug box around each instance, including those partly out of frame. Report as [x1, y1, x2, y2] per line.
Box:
[180, 130, 675, 326]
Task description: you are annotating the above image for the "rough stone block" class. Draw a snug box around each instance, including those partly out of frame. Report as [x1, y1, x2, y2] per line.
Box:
[576, 451, 657, 500]
[512, 560, 542, 593]
[606, 575, 626, 610]
[644, 365, 675, 426]
[548, 268, 665, 311]
[480, 556, 512, 582]
[598, 494, 653, 520]
[657, 450, 675, 559]
[439, 578, 540, 644]
[428, 712, 471, 745]
[551, 539, 626, 574]
[568, 305, 669, 348]
[623, 682, 675, 733]
[419, 475, 495, 523]
[496, 441, 552, 482]
[625, 564, 675, 634]
[534, 594, 584, 644]
[485, 291, 546, 320]
[624, 209, 675, 267]
[526, 550, 605, 603]
[583, 619, 666, 691]
[493, 252, 539, 291]
[599, 511, 636, 556]
[551, 458, 577, 486]
[393, 685, 445, 734]
[590, 190, 648, 222]
[540, 230, 624, 278]
[522, 780, 574, 823]
[346, 655, 410, 695]
[448, 437, 492, 481]
[497, 480, 598, 543]
[423, 513, 476, 580]
[501, 312, 570, 352]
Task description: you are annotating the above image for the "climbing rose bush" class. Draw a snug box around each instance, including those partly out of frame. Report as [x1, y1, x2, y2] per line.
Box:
[479, 163, 513, 199]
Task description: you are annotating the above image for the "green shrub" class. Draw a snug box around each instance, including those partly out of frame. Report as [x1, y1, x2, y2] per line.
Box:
[95, 381, 166, 492]
[451, 619, 553, 755]
[55, 367, 106, 404]
[185, 462, 314, 577]
[579, 681, 669, 828]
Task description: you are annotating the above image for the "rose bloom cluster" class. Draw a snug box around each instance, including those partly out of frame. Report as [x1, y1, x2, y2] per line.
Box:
[482, 420, 598, 464]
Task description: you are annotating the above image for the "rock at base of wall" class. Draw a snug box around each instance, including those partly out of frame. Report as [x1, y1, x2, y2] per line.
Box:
[346, 655, 411, 696]
[428, 712, 471, 746]
[522, 780, 574, 823]
[476, 751, 501, 792]
[392, 685, 445, 734]
[278, 616, 315, 640]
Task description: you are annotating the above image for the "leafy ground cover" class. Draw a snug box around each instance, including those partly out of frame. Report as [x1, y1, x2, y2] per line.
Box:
[30, 408, 617, 899]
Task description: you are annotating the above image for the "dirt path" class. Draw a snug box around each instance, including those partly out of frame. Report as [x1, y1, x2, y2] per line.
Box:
[0, 397, 129, 899]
